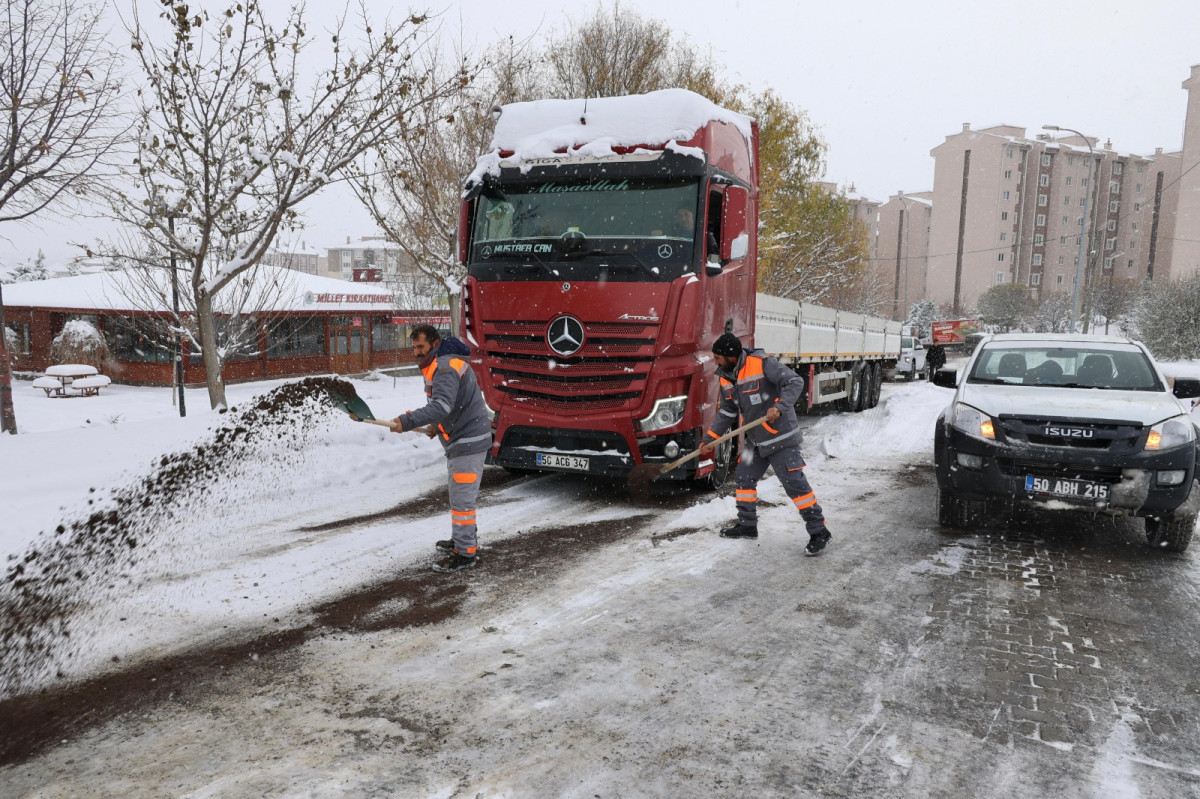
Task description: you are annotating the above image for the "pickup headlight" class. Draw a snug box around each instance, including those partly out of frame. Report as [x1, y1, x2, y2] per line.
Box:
[1145, 415, 1195, 450]
[639, 395, 687, 433]
[949, 402, 995, 441]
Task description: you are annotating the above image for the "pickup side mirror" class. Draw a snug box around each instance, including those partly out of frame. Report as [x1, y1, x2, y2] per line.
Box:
[932, 368, 958, 389]
[1171, 377, 1200, 399]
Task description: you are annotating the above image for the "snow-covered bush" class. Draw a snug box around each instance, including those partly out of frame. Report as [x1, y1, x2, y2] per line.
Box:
[50, 319, 111, 368]
[1132, 275, 1200, 360]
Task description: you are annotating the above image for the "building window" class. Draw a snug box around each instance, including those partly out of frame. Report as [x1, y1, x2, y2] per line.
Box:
[1001, 211, 1009, 221]
[5, 321, 30, 354]
[1033, 254, 1043, 266]
[1037, 194, 1047, 206]
[1080, 197, 1087, 207]
[1060, 236, 1067, 245]
[1130, 239, 1137, 249]
[1136, 183, 1142, 192]
[997, 253, 1005, 262]
[1131, 221, 1138, 232]
[1109, 201, 1119, 212]
[1104, 256, 1115, 268]
[1004, 190, 1012, 200]
[107, 317, 172, 363]
[1081, 177, 1089, 187]
[1041, 154, 1051, 167]
[370, 317, 400, 352]
[1063, 216, 1070, 224]
[1137, 165, 1145, 173]
[1134, 202, 1141, 211]
[1105, 219, 1116, 231]
[1066, 176, 1073, 186]
[1031, 274, 1041, 286]
[996, 272, 1006, 283]
[1113, 162, 1123, 175]
[1039, 174, 1050, 187]
[1057, 275, 1064, 285]
[1106, 237, 1115, 250]
[1128, 259, 1135, 269]
[999, 232, 1007, 242]
[1036, 214, 1046, 226]
[267, 317, 324, 357]
[1034, 234, 1044, 245]
[1058, 256, 1065, 265]
[1067, 155, 1075, 166]
[1004, 169, 1012, 179]
[1007, 148, 1014, 158]
[1109, 181, 1120, 193]
[1064, 196, 1072, 206]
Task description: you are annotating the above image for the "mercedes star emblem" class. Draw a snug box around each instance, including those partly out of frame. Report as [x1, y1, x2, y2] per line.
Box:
[547, 315, 585, 356]
[657, 243, 674, 258]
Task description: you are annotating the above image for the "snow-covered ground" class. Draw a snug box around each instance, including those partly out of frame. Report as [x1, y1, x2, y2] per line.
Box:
[3, 359, 1200, 796]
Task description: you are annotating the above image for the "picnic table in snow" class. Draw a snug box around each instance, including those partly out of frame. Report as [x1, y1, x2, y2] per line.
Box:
[32, 364, 112, 397]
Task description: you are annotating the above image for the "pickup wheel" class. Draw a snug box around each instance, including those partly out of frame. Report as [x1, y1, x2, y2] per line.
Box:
[1145, 510, 1197, 553]
[694, 435, 734, 491]
[937, 483, 981, 529]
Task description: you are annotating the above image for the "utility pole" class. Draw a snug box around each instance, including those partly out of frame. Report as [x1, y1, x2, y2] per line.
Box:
[0, 283, 17, 434]
[169, 214, 186, 417]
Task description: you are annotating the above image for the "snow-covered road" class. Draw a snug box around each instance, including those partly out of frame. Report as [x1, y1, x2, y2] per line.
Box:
[4, 372, 1200, 796]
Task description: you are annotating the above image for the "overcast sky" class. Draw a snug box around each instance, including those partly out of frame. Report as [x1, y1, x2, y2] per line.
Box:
[4, 0, 1199, 268]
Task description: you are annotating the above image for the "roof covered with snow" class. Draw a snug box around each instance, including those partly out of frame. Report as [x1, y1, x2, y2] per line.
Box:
[3, 265, 395, 313]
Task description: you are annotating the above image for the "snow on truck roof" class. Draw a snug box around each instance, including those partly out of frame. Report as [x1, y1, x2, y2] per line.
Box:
[469, 89, 754, 183]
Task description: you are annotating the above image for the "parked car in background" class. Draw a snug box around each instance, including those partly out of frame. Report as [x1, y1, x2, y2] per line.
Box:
[895, 335, 926, 381]
[932, 333, 1200, 551]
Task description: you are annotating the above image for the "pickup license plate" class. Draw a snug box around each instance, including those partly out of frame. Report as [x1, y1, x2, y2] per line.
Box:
[1025, 474, 1109, 501]
[536, 452, 590, 471]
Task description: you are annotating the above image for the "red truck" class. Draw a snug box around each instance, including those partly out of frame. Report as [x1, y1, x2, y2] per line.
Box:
[457, 90, 897, 488]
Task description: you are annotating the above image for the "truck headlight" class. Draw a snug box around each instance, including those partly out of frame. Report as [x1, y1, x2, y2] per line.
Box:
[949, 402, 995, 441]
[1145, 415, 1195, 451]
[640, 395, 687, 433]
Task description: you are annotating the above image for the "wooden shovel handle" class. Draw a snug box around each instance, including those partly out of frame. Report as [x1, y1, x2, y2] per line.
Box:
[662, 416, 767, 472]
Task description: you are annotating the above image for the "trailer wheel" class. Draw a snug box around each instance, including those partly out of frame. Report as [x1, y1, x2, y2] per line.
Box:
[694, 435, 734, 491]
[849, 364, 867, 412]
[867, 363, 883, 408]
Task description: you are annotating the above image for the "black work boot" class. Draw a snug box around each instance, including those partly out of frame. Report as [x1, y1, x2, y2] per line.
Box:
[435, 539, 455, 553]
[805, 528, 832, 556]
[720, 523, 758, 539]
[432, 552, 477, 573]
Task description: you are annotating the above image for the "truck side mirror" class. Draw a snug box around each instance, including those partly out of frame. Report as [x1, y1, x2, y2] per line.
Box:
[457, 199, 472, 264]
[720, 186, 749, 261]
[1172, 377, 1200, 399]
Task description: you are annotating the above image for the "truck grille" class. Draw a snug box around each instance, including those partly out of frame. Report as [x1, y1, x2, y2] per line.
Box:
[483, 319, 658, 412]
[998, 458, 1125, 482]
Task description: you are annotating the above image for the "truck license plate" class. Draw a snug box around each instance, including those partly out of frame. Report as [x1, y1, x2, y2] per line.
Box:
[1025, 475, 1109, 501]
[536, 452, 590, 471]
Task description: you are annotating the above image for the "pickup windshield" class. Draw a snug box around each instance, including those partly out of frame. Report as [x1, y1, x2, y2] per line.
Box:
[968, 344, 1164, 391]
[469, 177, 701, 278]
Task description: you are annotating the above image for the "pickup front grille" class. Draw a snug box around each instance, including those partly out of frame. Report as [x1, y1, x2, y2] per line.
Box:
[998, 458, 1125, 482]
[996, 416, 1144, 453]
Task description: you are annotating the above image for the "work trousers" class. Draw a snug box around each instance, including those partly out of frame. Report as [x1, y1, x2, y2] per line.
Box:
[735, 445, 826, 535]
[446, 450, 486, 556]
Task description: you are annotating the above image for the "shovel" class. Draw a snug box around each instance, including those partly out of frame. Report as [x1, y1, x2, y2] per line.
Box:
[325, 380, 434, 436]
[627, 416, 767, 498]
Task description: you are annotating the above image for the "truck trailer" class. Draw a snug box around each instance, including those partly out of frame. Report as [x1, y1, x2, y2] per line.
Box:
[457, 89, 899, 488]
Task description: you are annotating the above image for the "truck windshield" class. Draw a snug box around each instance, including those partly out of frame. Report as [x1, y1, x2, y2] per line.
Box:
[470, 177, 700, 274]
[968, 344, 1163, 391]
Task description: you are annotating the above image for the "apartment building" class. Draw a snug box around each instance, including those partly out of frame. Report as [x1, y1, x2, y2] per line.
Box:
[260, 243, 324, 275]
[873, 191, 932, 320]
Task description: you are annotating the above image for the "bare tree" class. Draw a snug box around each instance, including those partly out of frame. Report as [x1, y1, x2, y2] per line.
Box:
[0, 0, 125, 434]
[349, 39, 534, 335]
[108, 0, 465, 409]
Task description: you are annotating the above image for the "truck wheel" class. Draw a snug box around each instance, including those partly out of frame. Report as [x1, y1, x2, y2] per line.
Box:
[1145, 510, 1197, 552]
[937, 483, 981, 529]
[694, 435, 734, 491]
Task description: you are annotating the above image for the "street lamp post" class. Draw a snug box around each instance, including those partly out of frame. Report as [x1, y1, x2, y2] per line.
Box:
[1043, 125, 1094, 332]
[168, 213, 186, 417]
